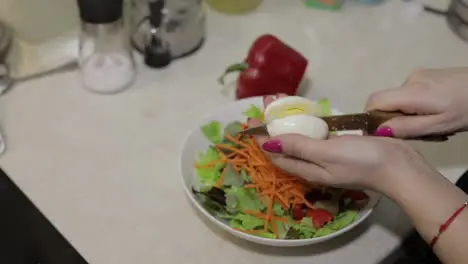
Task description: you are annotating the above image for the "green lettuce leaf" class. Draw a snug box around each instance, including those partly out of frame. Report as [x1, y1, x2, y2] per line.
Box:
[193, 191, 229, 218]
[317, 98, 332, 116]
[291, 217, 316, 239]
[243, 105, 264, 121]
[240, 169, 251, 183]
[232, 213, 265, 230]
[314, 210, 359, 237]
[201, 121, 222, 144]
[273, 203, 285, 216]
[254, 232, 276, 239]
[224, 121, 243, 137]
[270, 221, 290, 239]
[329, 210, 359, 230]
[222, 164, 244, 187]
[226, 186, 265, 212]
[195, 147, 225, 188]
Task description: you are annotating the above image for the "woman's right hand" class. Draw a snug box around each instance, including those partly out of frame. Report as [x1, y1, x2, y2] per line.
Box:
[366, 67, 468, 138]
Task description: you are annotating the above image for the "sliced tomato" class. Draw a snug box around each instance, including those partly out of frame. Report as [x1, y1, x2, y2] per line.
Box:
[307, 208, 333, 229]
[343, 190, 369, 201]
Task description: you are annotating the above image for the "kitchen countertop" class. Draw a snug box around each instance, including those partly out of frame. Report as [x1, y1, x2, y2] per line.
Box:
[1, 1, 468, 263]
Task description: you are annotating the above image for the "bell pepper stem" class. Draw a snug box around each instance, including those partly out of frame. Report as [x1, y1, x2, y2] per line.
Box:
[218, 63, 249, 85]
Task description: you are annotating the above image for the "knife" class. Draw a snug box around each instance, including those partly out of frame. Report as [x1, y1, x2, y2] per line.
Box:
[240, 110, 450, 141]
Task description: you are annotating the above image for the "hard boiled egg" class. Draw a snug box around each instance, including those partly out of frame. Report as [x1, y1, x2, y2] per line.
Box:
[264, 96, 329, 140]
[267, 114, 329, 139]
[264, 96, 323, 123]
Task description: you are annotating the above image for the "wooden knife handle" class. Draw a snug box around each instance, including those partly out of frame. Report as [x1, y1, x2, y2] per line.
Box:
[368, 110, 451, 142]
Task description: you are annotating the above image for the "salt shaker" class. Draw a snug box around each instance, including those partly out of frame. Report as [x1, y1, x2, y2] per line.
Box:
[77, 0, 136, 94]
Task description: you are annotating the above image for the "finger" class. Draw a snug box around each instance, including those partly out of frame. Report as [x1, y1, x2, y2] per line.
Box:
[366, 87, 437, 114]
[376, 114, 448, 138]
[271, 156, 331, 185]
[263, 134, 330, 163]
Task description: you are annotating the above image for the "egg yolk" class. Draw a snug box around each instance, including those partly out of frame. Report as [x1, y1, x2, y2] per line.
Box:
[275, 107, 307, 119]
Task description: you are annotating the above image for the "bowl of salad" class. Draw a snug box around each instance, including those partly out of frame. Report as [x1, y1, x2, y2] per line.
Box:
[180, 96, 381, 247]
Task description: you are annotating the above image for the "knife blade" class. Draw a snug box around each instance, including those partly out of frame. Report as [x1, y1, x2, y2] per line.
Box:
[240, 110, 400, 136]
[239, 110, 451, 142]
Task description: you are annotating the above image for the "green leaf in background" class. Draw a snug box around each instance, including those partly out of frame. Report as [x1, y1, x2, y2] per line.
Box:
[201, 121, 222, 144]
[317, 98, 332, 116]
[195, 147, 225, 187]
[226, 186, 265, 212]
[224, 121, 243, 137]
[243, 105, 264, 121]
[222, 164, 244, 187]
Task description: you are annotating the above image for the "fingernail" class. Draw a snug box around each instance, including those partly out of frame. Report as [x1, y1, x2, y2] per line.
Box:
[262, 140, 282, 153]
[374, 126, 394, 137]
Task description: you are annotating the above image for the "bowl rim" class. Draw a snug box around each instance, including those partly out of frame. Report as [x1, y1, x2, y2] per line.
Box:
[179, 96, 381, 246]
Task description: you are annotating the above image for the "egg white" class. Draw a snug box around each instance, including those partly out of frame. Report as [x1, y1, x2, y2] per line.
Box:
[267, 114, 329, 139]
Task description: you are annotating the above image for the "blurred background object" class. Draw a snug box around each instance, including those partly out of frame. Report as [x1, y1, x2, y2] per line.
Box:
[205, 0, 262, 14]
[131, 0, 205, 66]
[0, 0, 79, 81]
[354, 0, 385, 4]
[304, 0, 346, 10]
[77, 0, 137, 94]
[447, 0, 468, 42]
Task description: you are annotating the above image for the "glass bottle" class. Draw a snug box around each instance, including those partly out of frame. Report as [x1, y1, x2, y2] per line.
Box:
[77, 0, 136, 94]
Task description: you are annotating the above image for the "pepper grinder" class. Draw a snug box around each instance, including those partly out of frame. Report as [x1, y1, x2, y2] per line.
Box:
[144, 0, 171, 68]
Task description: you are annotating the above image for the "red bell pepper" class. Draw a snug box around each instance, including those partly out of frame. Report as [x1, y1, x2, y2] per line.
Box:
[219, 34, 309, 100]
[306, 208, 334, 229]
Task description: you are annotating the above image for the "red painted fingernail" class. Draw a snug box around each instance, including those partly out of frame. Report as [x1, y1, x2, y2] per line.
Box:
[374, 126, 394, 137]
[262, 140, 282, 153]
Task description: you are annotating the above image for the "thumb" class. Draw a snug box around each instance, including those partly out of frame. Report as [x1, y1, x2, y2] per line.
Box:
[263, 134, 329, 162]
[376, 115, 445, 138]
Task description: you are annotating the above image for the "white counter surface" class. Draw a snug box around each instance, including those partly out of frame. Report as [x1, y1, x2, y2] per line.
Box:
[1, 1, 468, 263]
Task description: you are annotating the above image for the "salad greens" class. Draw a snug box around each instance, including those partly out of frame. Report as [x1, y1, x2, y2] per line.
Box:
[193, 99, 369, 239]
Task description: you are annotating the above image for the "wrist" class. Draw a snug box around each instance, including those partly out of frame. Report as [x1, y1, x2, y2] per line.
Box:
[378, 162, 468, 243]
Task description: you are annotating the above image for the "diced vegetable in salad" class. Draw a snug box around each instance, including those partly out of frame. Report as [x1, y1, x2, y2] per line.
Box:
[193, 99, 369, 239]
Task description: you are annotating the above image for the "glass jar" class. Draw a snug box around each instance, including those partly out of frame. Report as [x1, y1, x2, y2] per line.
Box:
[78, 0, 136, 94]
[205, 0, 263, 15]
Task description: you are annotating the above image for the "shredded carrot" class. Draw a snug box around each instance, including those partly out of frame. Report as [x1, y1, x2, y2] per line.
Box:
[194, 159, 225, 168]
[195, 129, 330, 238]
[215, 167, 227, 188]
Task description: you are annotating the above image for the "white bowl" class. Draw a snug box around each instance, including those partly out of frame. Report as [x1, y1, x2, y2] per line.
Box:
[180, 96, 381, 247]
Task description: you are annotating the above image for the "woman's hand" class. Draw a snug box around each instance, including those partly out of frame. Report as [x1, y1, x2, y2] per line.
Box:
[366, 67, 468, 138]
[367, 68, 468, 138]
[250, 95, 436, 195]
[261, 134, 433, 194]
